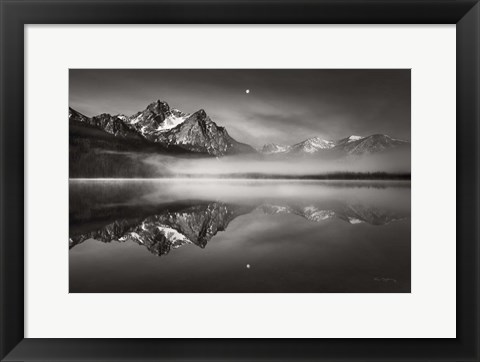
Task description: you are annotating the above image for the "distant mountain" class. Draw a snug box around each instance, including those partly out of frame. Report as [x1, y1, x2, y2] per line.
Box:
[338, 134, 409, 155]
[261, 134, 410, 157]
[289, 137, 336, 154]
[261, 143, 291, 154]
[69, 100, 256, 156]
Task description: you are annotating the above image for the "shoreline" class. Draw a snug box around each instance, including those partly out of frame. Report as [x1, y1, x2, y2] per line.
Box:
[69, 178, 411, 182]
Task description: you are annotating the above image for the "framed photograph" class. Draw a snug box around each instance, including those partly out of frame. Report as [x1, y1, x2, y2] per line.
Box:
[1, 0, 478, 361]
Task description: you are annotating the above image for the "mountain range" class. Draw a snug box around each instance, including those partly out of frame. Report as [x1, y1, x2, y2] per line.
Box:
[261, 134, 409, 157]
[69, 99, 410, 158]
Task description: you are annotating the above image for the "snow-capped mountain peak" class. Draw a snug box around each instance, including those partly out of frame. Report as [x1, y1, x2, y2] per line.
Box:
[125, 100, 190, 134]
[290, 137, 335, 154]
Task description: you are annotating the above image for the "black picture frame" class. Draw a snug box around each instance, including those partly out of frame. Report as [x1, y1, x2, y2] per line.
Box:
[1, 0, 479, 361]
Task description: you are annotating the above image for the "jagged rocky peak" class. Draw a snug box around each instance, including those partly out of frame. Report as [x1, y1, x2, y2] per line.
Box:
[185, 108, 210, 124]
[153, 106, 256, 156]
[134, 100, 169, 126]
[196, 109, 207, 118]
[93, 113, 112, 121]
[69, 100, 256, 156]
[125, 99, 191, 139]
[147, 99, 170, 114]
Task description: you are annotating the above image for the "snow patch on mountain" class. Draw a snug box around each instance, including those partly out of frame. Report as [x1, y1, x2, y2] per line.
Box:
[127, 114, 142, 125]
[155, 112, 190, 132]
[346, 135, 363, 143]
[157, 225, 192, 247]
[115, 114, 128, 122]
[262, 143, 291, 154]
[303, 206, 335, 222]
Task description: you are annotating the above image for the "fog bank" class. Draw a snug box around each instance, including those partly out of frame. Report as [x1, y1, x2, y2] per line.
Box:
[141, 150, 411, 177]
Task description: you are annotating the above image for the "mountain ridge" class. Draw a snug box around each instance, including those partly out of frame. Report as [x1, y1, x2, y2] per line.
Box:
[69, 100, 410, 159]
[261, 134, 409, 157]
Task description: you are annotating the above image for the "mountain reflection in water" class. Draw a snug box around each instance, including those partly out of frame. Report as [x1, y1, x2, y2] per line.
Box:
[70, 202, 252, 256]
[69, 180, 411, 293]
[70, 200, 406, 257]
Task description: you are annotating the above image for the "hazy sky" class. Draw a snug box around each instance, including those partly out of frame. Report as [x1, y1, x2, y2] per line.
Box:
[70, 69, 410, 147]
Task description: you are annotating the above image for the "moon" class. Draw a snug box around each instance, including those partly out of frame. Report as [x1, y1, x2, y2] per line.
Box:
[245, 89, 250, 94]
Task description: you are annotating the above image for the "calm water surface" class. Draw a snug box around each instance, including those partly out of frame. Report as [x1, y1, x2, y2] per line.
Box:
[69, 180, 411, 293]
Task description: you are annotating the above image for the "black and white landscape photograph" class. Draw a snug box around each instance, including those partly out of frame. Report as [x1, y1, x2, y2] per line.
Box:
[69, 69, 411, 293]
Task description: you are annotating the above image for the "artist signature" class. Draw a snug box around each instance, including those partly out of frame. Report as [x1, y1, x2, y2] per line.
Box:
[373, 277, 397, 283]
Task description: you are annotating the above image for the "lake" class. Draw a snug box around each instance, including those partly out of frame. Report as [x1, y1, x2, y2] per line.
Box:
[69, 179, 411, 293]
